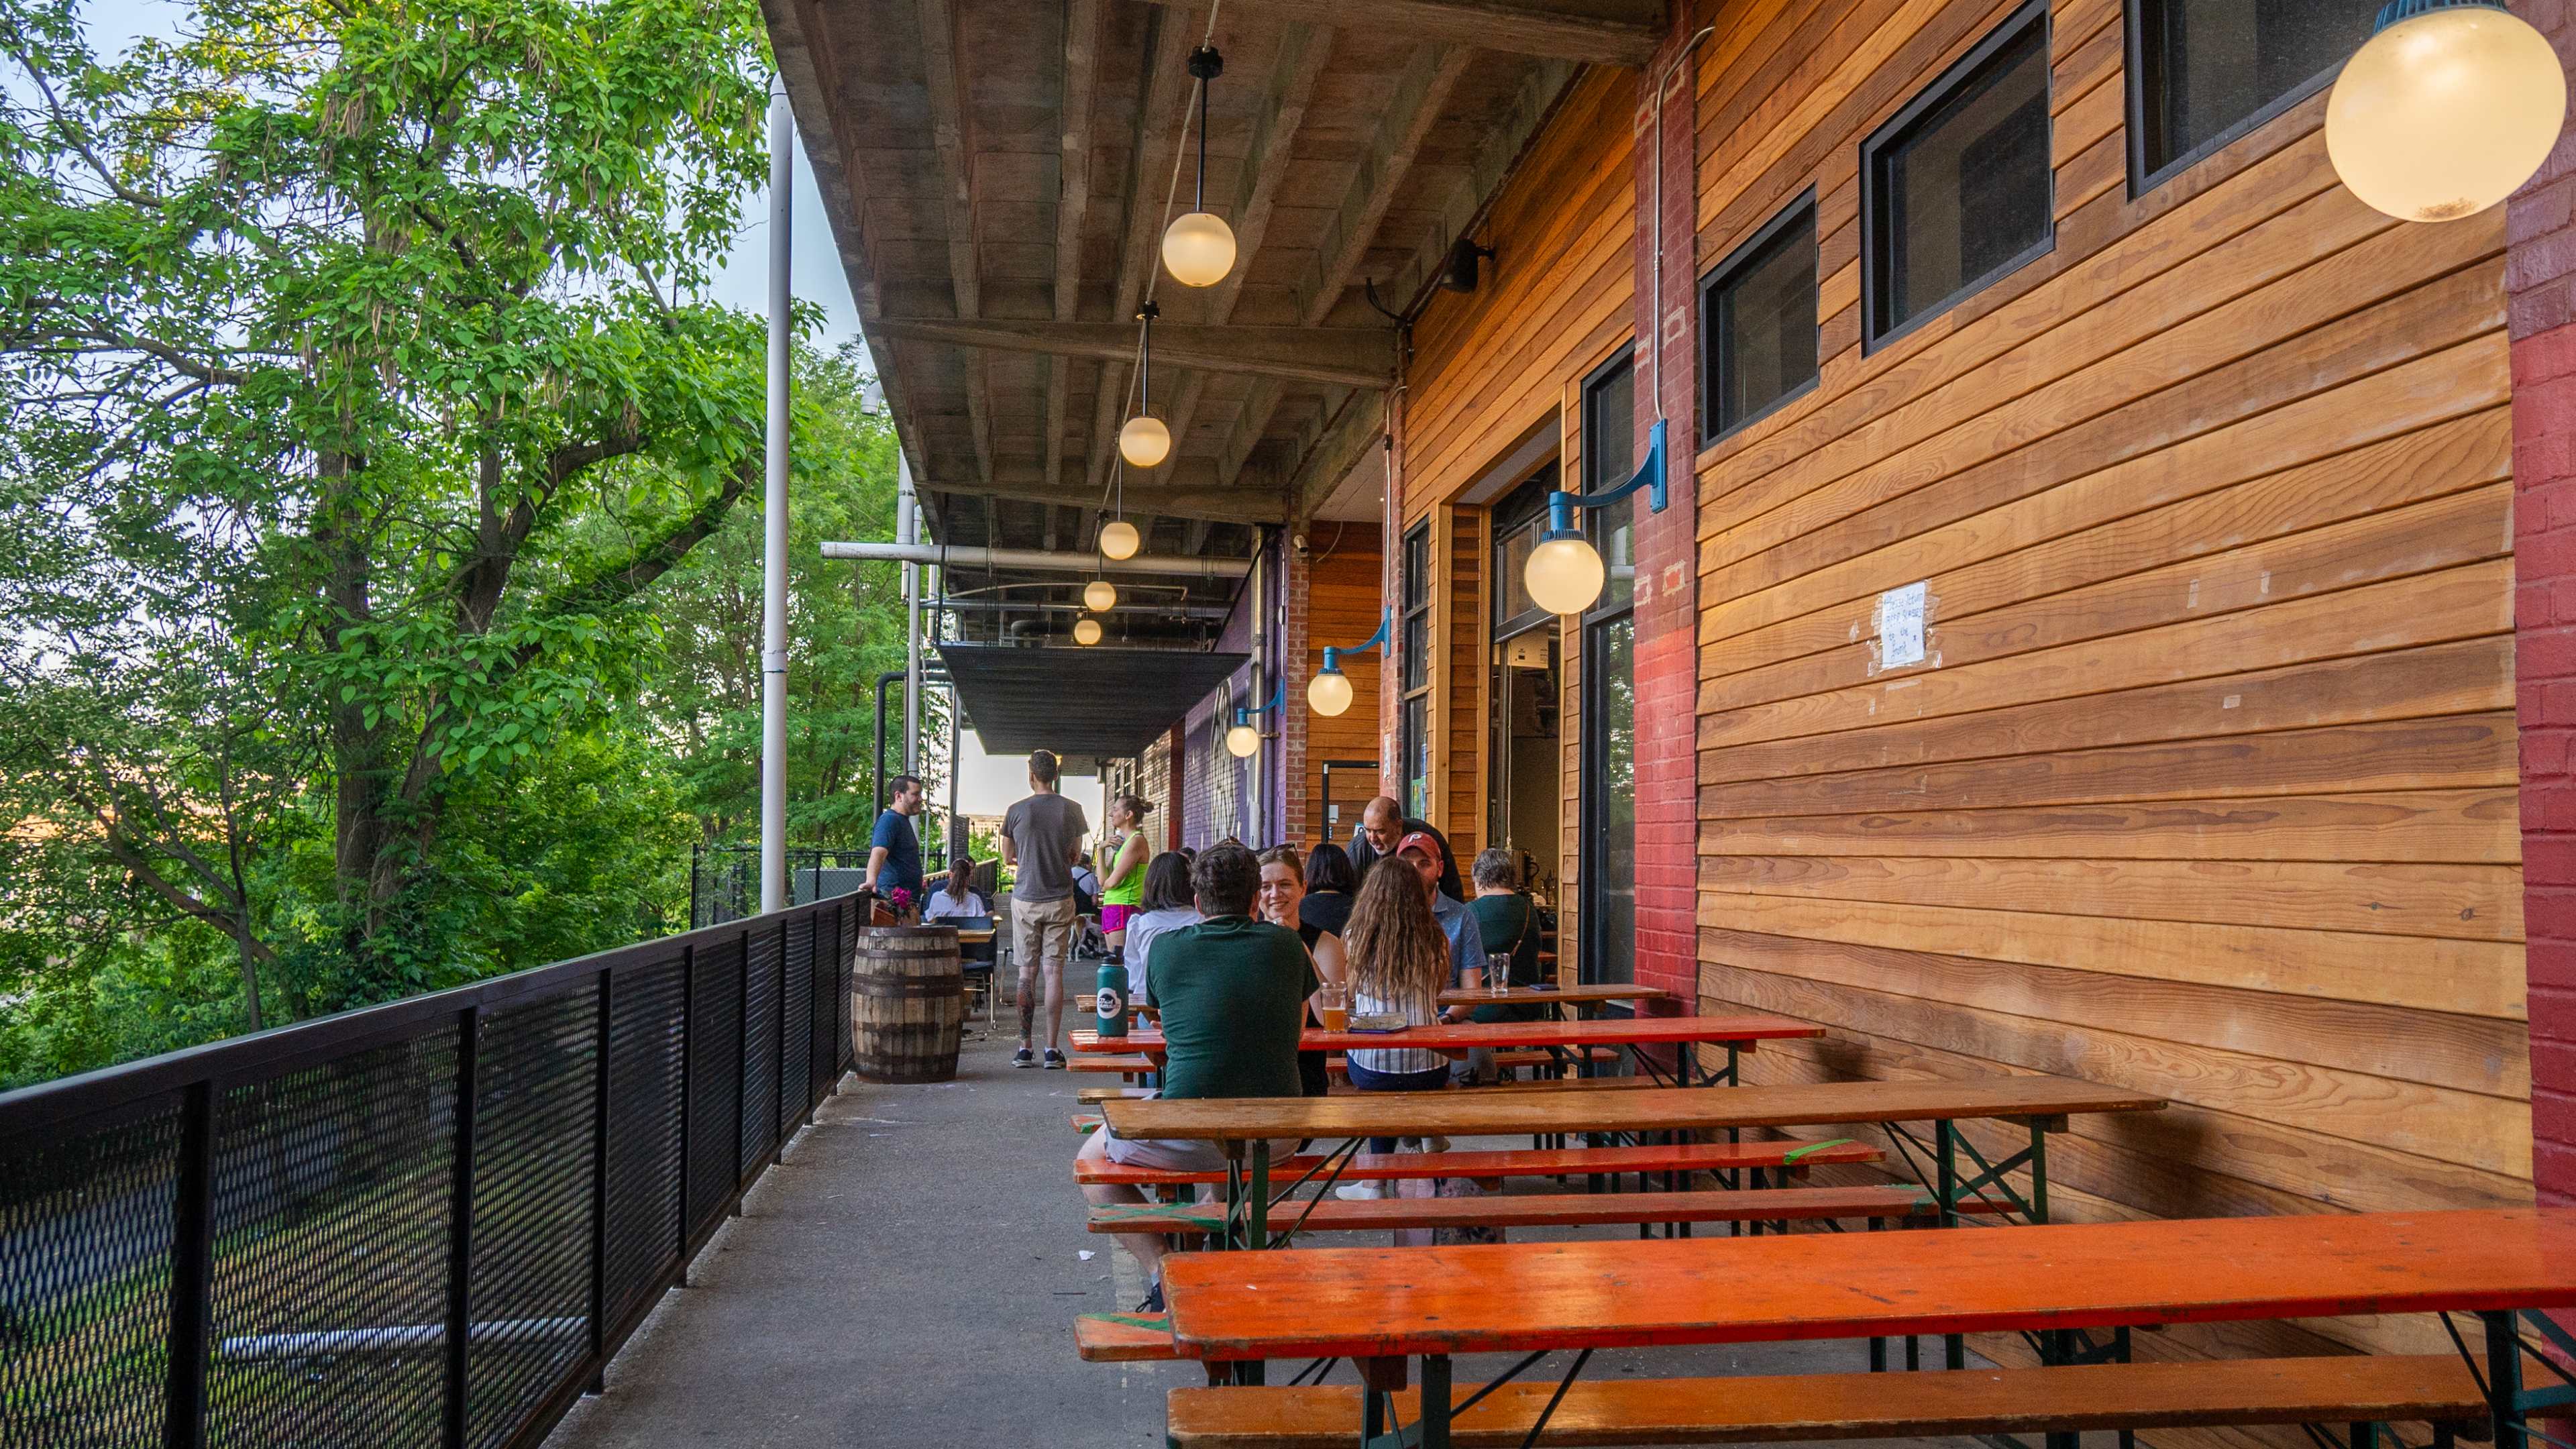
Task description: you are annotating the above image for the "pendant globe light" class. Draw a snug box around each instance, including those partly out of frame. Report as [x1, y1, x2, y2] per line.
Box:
[1118, 301, 1172, 469]
[2327, 0, 2566, 223]
[1163, 47, 1237, 288]
[1073, 616, 1104, 647]
[1099, 518, 1140, 560]
[1084, 578, 1119, 612]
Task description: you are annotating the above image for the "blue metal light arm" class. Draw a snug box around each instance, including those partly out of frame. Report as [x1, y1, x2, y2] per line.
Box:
[1320, 610, 1393, 675]
[1232, 679, 1285, 729]
[1544, 419, 1667, 537]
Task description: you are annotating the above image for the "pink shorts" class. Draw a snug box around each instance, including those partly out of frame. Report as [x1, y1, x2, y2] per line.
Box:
[1102, 904, 1136, 934]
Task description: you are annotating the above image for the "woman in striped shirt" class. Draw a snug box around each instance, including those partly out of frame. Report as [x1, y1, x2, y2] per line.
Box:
[1334, 857, 1472, 1197]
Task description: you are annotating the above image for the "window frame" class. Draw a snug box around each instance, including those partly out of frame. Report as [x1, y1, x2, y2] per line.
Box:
[1398, 519, 1434, 820]
[1578, 353, 1638, 629]
[1491, 467, 1559, 641]
[1574, 350, 1638, 996]
[2123, 0, 2359, 197]
[1859, 0, 2055, 354]
[1698, 188, 1821, 447]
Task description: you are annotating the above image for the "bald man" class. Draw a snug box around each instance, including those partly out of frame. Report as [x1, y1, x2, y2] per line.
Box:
[1346, 796, 1464, 902]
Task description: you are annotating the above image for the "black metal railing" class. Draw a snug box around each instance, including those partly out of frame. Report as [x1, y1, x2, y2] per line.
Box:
[0, 890, 865, 1449]
[687, 842, 955, 929]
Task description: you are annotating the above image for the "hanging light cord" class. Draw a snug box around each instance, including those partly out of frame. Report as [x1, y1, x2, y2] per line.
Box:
[1102, 0, 1223, 508]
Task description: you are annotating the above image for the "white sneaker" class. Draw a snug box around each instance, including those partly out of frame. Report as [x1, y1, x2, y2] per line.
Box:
[1335, 1180, 1385, 1200]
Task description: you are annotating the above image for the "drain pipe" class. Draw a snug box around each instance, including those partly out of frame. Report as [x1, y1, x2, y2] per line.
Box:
[899, 455, 921, 773]
[821, 541, 1252, 578]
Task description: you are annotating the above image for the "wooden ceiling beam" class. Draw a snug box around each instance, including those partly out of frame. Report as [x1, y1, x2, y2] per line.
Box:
[923, 470, 1289, 525]
[1083, 10, 1199, 504]
[1046, 0, 1106, 500]
[1122, 0, 1660, 65]
[918, 0, 996, 487]
[1220, 40, 1469, 486]
[1159, 21, 1335, 480]
[875, 317, 1395, 389]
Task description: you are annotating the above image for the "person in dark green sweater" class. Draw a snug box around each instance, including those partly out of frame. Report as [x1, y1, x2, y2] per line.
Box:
[1073, 843, 1315, 1307]
[1465, 849, 1546, 1025]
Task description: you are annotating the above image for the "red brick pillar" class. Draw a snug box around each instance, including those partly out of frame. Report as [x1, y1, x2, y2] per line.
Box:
[1625, 7, 1703, 1006]
[2520, 0, 2576, 1207]
[1282, 532, 1311, 845]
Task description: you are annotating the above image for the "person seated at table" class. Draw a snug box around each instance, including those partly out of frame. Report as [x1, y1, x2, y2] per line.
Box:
[1118, 852, 1198, 1006]
[1256, 844, 1347, 1097]
[1464, 848, 1544, 1026]
[1335, 858, 1472, 1199]
[1074, 844, 1317, 1309]
[922, 855, 990, 921]
[1297, 841, 1358, 938]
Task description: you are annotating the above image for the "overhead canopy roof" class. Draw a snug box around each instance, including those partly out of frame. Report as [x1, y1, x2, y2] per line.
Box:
[937, 643, 1252, 758]
[767, 0, 1627, 647]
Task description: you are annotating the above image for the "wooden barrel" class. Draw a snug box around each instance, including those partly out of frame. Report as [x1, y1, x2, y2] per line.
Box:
[851, 926, 965, 1083]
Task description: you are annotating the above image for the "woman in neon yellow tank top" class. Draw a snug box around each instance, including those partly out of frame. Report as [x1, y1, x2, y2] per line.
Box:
[1099, 794, 1153, 959]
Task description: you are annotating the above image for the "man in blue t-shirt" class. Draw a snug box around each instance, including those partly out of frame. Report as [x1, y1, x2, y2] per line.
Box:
[863, 773, 926, 912]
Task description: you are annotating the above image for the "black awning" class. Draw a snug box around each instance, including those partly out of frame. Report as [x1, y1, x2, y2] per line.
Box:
[934, 643, 1252, 759]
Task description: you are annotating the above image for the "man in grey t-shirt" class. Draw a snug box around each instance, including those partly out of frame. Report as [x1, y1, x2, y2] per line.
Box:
[1001, 749, 1090, 1067]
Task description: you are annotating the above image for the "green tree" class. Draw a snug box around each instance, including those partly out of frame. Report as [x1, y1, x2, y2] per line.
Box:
[0, 0, 773, 989]
[646, 341, 936, 850]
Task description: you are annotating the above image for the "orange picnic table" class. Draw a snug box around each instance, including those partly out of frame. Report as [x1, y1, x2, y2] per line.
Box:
[1161, 1208, 2576, 1449]
[1072, 1013, 1820, 1089]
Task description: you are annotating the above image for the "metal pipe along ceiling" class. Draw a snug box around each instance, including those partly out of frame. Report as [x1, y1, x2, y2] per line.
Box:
[819, 541, 1252, 579]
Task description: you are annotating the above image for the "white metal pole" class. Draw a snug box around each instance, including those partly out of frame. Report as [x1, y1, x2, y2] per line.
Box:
[759, 86, 793, 916]
[900, 454, 921, 772]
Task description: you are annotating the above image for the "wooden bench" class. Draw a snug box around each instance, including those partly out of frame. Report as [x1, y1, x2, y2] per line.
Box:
[1075, 1075, 1662, 1106]
[1071, 1312, 1179, 1362]
[1089, 1183, 1954, 1236]
[1163, 1356, 2487, 1447]
[1072, 1137, 1881, 1188]
[1068, 1054, 1159, 1075]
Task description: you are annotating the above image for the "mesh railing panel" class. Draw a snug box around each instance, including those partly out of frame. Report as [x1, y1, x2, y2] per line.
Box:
[206, 1032, 460, 1449]
[737, 924, 781, 1179]
[0, 890, 853, 1449]
[0, 1103, 183, 1449]
[467, 991, 597, 1449]
[602, 953, 687, 1328]
[779, 915, 815, 1140]
[685, 934, 745, 1231]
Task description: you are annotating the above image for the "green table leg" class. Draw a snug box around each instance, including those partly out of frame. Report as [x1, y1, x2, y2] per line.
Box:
[2485, 1311, 2525, 1449]
[1419, 1354, 1453, 1449]
[1250, 1138, 1271, 1250]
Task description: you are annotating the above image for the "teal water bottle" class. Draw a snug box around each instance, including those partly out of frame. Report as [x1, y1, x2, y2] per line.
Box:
[1095, 955, 1130, 1038]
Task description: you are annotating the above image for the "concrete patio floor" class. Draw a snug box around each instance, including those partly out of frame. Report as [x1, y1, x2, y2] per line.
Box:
[541, 1023, 1982, 1449]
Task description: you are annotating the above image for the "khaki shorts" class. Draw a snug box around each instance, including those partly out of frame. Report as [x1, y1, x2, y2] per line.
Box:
[1012, 894, 1079, 971]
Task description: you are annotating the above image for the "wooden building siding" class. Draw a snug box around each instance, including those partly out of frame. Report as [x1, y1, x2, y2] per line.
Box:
[1303, 523, 1385, 846]
[1684, 0, 2526, 1389]
[1399, 64, 1639, 906]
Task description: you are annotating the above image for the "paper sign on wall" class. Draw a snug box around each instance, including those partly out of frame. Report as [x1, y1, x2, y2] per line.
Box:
[1877, 582, 1928, 669]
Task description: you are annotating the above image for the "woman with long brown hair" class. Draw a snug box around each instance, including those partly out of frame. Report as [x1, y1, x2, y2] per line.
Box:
[1336, 857, 1464, 1191]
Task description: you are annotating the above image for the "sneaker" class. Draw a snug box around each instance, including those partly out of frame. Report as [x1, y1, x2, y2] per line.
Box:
[1135, 1281, 1166, 1315]
[1043, 1048, 1068, 1069]
[1334, 1181, 1385, 1201]
[1012, 1047, 1036, 1069]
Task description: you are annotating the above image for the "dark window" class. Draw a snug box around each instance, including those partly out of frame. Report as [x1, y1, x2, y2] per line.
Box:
[1399, 521, 1432, 817]
[1580, 357, 1637, 616]
[2130, 0, 2377, 189]
[1864, 1, 2053, 348]
[1492, 469, 1557, 637]
[1576, 350, 1636, 991]
[1701, 193, 1819, 442]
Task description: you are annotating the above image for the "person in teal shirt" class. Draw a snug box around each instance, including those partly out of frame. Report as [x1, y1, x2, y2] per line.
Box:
[1072, 843, 1314, 1309]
